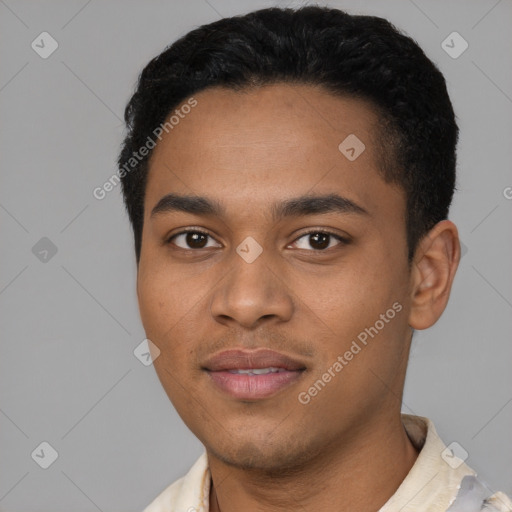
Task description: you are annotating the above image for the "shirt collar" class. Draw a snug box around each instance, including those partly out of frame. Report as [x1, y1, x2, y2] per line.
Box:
[378, 414, 475, 512]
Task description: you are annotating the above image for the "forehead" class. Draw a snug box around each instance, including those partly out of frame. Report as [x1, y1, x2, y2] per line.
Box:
[152, 83, 380, 159]
[144, 83, 403, 222]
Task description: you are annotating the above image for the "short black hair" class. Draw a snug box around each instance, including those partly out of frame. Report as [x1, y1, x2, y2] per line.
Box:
[118, 5, 458, 265]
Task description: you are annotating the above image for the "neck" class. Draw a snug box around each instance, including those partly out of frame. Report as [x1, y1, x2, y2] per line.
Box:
[208, 412, 419, 512]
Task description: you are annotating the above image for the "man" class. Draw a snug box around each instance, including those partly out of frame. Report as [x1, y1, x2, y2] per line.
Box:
[117, 6, 511, 512]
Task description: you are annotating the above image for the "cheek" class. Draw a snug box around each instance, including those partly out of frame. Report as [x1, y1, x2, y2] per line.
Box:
[137, 270, 199, 396]
[294, 257, 407, 361]
[137, 263, 186, 341]
[137, 262, 210, 376]
[299, 262, 392, 320]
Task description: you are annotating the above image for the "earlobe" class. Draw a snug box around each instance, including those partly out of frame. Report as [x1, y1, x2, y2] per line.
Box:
[408, 220, 461, 330]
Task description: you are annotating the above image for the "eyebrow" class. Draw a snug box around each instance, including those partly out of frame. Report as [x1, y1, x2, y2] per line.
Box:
[150, 192, 369, 221]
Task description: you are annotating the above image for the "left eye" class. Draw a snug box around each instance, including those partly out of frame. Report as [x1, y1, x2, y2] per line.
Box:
[291, 231, 347, 251]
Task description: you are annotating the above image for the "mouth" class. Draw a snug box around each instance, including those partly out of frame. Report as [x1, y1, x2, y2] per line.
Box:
[203, 349, 307, 400]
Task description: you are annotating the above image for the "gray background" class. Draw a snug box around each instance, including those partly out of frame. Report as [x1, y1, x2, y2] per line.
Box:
[1, 0, 511, 510]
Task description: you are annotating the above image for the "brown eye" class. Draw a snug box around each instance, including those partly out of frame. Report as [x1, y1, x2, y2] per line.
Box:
[308, 232, 330, 250]
[292, 231, 348, 251]
[168, 230, 221, 250]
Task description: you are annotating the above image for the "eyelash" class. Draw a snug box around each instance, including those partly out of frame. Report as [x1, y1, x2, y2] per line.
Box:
[165, 228, 350, 252]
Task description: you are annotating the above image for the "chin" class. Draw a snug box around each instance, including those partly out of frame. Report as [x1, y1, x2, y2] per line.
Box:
[206, 432, 323, 476]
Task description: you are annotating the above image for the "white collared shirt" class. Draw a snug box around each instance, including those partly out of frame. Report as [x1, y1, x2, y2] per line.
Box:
[143, 414, 511, 512]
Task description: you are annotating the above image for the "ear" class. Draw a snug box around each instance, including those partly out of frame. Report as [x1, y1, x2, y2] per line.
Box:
[408, 220, 461, 330]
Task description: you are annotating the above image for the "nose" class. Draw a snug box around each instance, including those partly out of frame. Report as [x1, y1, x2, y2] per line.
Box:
[209, 249, 294, 330]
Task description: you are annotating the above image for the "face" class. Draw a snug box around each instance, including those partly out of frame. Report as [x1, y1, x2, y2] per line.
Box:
[137, 83, 415, 472]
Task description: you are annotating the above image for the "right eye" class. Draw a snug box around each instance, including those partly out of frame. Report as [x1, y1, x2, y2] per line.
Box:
[166, 229, 222, 250]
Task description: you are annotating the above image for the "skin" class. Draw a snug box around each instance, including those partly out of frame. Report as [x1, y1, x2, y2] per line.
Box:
[136, 83, 461, 512]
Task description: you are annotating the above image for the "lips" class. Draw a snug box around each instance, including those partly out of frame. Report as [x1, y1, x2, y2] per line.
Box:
[203, 348, 306, 372]
[203, 349, 306, 400]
